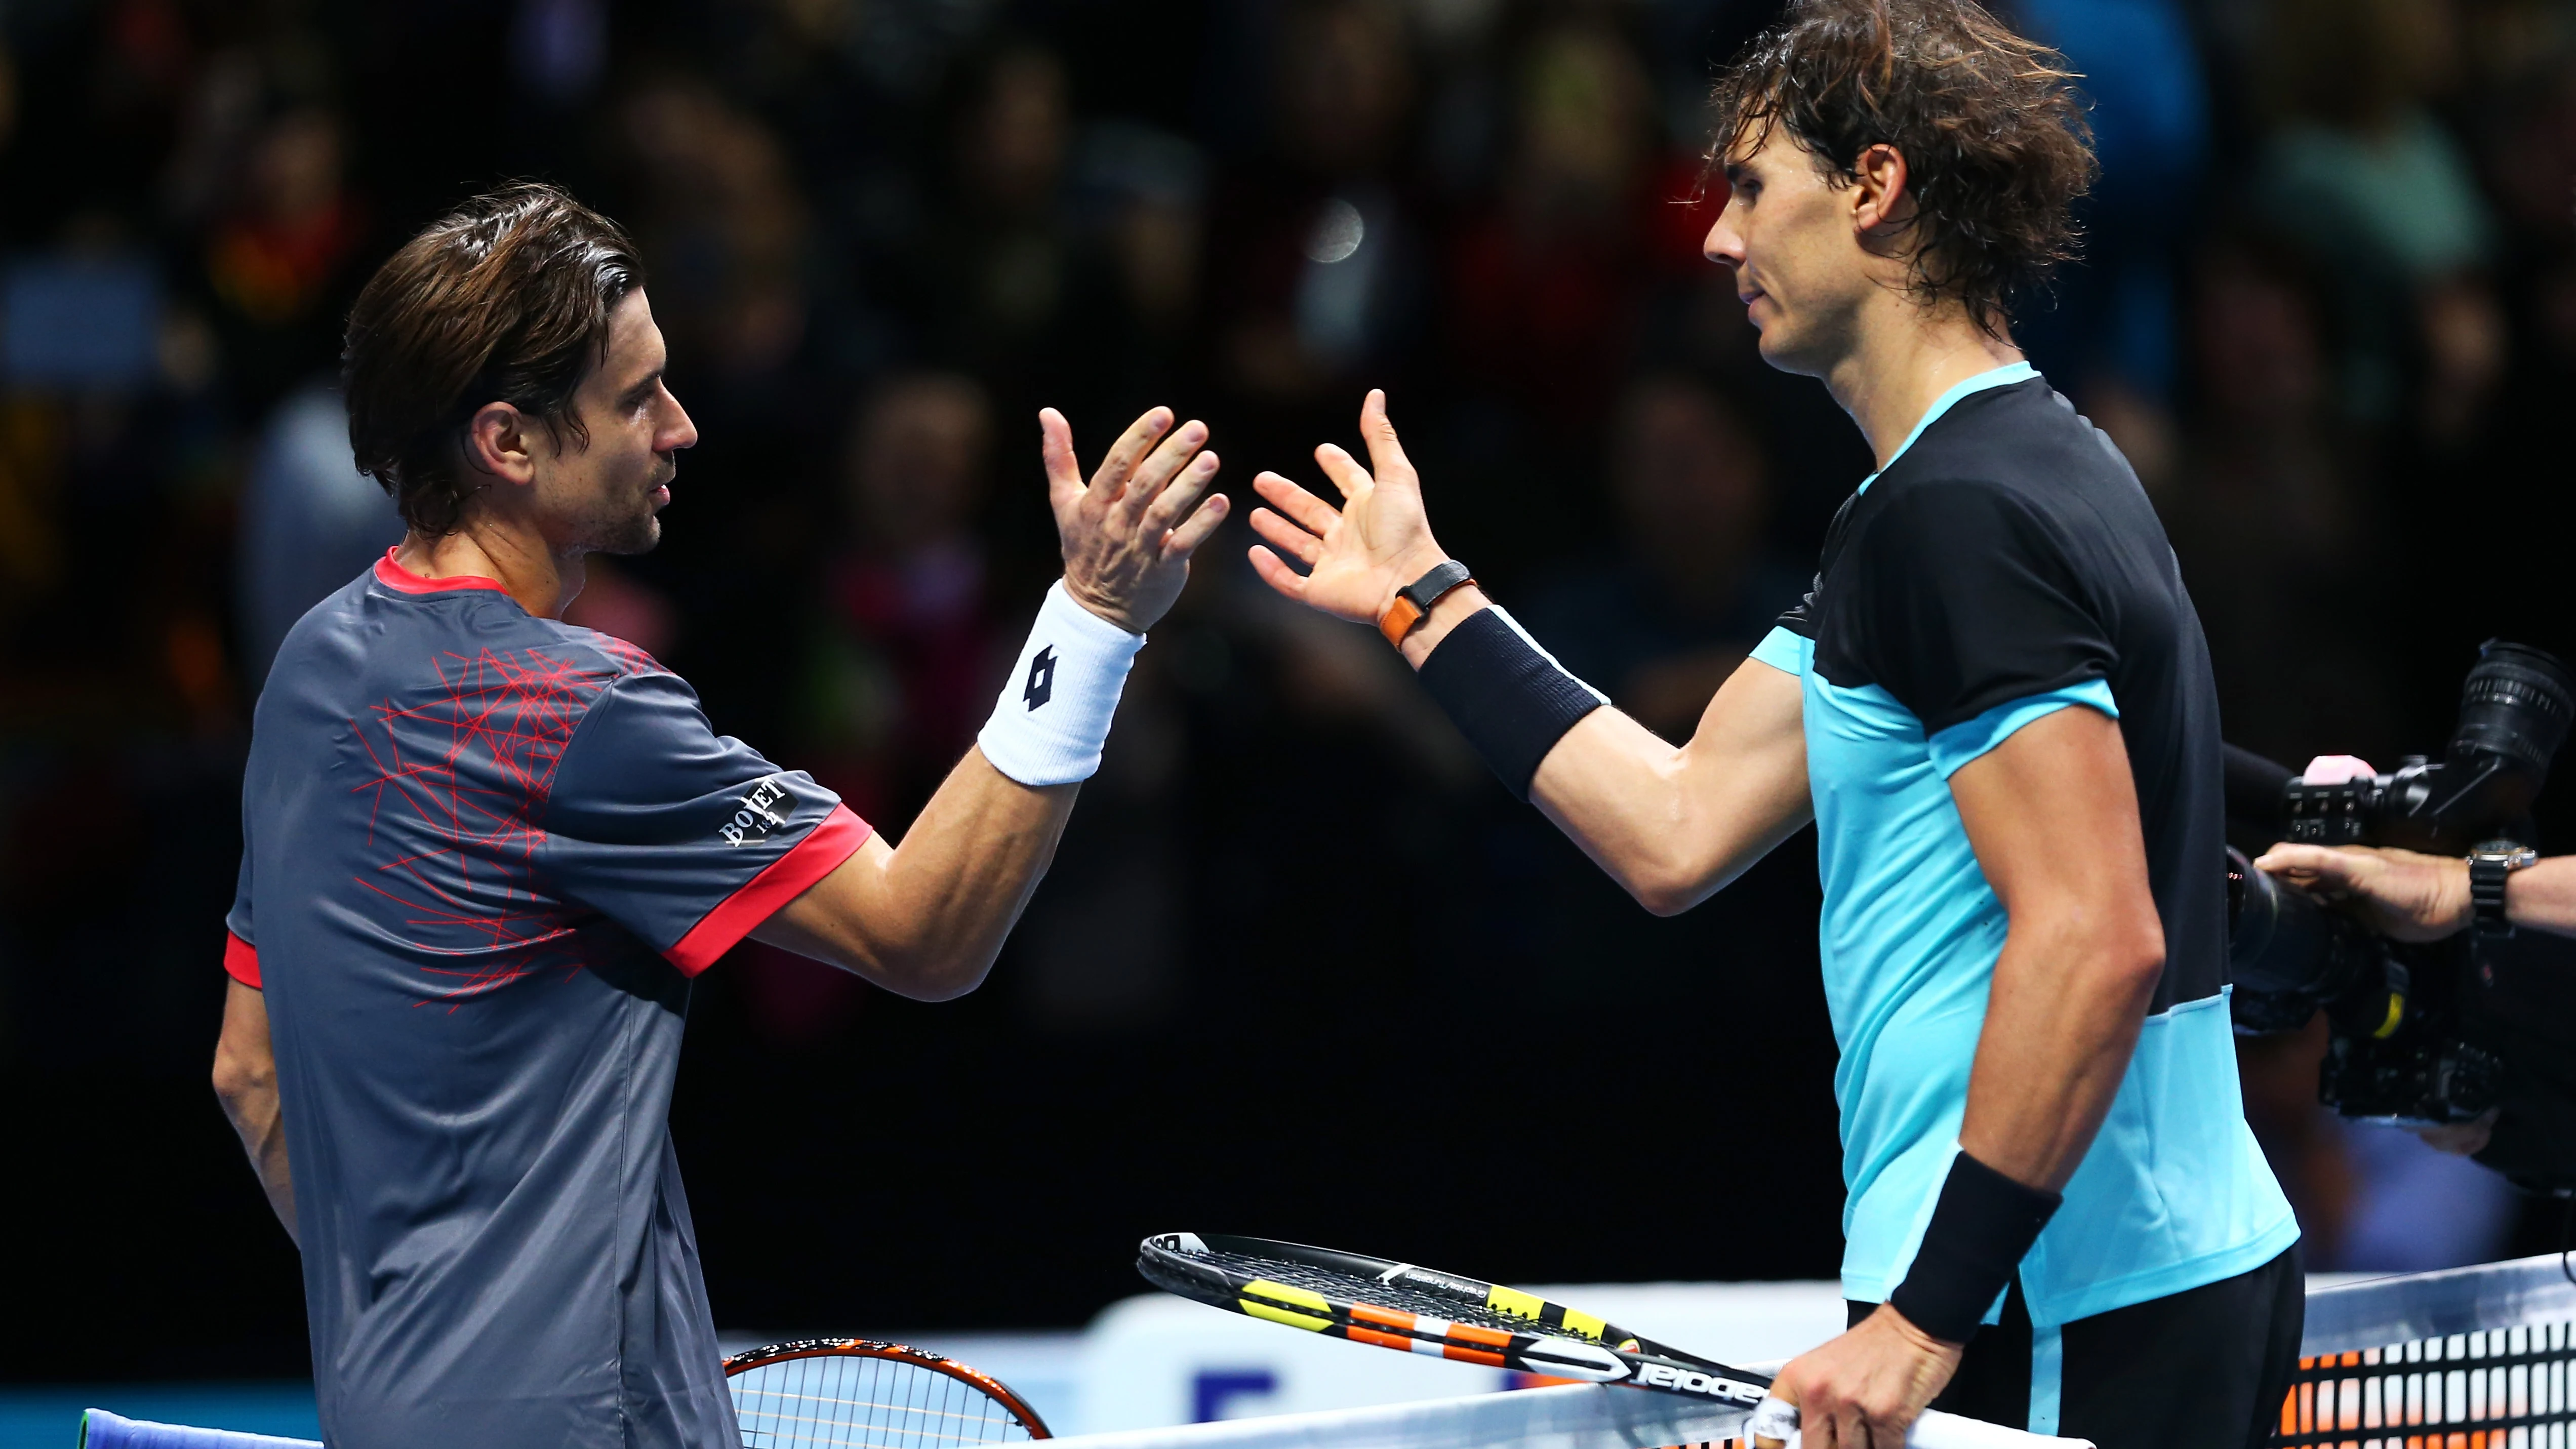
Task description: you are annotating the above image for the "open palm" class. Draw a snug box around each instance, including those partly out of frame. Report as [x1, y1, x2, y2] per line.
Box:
[1247, 389, 1450, 626]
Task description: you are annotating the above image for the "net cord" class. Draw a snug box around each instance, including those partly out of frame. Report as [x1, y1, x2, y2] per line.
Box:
[2304, 1252, 2576, 1357]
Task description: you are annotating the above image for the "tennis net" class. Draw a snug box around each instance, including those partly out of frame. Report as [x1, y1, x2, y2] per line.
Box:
[2279, 1251, 2576, 1447]
[1046, 1376, 2076, 1449]
[71, 1254, 2576, 1448]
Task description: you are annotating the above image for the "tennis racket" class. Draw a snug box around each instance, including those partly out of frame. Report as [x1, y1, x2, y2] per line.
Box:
[725, 1338, 1052, 1449]
[1138, 1232, 1766, 1407]
[1136, 1232, 2094, 1449]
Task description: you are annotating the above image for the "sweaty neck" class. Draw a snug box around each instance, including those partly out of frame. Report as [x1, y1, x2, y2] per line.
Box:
[1822, 302, 2027, 472]
[393, 520, 586, 620]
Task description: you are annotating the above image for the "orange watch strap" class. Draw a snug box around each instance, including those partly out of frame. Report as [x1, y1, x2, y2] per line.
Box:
[1378, 562, 1477, 648]
[1378, 594, 1427, 648]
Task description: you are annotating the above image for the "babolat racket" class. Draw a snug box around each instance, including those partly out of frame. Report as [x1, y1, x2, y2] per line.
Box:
[1137, 1232, 1766, 1407]
[1136, 1233, 2095, 1449]
[725, 1338, 1051, 1448]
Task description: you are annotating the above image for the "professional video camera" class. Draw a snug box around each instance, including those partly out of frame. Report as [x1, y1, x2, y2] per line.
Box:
[2226, 640, 2575, 1126]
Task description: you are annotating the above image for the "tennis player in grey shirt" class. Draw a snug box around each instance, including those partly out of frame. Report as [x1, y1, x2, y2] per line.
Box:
[212, 182, 1228, 1448]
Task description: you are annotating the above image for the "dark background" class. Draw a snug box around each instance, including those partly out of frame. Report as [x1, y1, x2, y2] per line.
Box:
[8, 0, 2576, 1383]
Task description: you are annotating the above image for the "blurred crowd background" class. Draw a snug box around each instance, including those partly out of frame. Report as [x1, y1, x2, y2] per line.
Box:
[8, 0, 2576, 1383]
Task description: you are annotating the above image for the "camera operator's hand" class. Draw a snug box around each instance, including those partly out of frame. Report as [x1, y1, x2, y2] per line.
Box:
[2420, 1109, 2498, 1157]
[2250, 843, 2471, 942]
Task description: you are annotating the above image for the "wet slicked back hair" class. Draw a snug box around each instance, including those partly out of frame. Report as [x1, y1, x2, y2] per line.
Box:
[343, 182, 645, 535]
[1709, 0, 2095, 337]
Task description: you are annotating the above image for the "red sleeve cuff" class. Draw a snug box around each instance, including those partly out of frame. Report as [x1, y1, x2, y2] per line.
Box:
[666, 804, 873, 976]
[224, 931, 262, 988]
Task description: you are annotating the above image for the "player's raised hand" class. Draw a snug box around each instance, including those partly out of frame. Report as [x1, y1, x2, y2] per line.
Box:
[1248, 389, 1450, 625]
[1044, 405, 1229, 633]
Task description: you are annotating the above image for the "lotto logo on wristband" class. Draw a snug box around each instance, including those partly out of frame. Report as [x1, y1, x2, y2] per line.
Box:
[979, 580, 1143, 787]
[1025, 647, 1057, 710]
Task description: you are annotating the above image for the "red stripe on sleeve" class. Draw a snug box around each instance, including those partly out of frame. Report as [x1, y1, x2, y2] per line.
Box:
[224, 931, 262, 988]
[666, 804, 873, 977]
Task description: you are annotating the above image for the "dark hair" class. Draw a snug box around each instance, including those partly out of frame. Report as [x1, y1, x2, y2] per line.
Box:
[343, 182, 645, 535]
[1707, 0, 2095, 337]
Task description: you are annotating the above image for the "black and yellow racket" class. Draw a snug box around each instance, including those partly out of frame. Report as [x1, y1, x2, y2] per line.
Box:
[1135, 1232, 2094, 1448]
[1137, 1231, 1768, 1407]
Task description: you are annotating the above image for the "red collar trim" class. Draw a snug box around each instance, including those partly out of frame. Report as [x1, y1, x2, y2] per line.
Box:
[374, 547, 508, 596]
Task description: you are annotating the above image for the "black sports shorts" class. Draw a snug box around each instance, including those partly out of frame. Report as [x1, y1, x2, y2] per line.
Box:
[1845, 1242, 2304, 1448]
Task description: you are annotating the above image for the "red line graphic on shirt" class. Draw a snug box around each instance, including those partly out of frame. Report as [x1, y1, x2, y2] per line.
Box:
[351, 643, 637, 1004]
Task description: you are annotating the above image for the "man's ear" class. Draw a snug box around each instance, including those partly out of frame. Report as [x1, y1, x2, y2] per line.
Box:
[1849, 143, 1916, 239]
[461, 401, 541, 486]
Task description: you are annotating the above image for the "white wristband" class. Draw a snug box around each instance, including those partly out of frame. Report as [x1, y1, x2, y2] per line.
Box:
[977, 579, 1145, 786]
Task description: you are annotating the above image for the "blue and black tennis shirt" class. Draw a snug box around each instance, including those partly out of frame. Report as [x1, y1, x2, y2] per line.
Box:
[1749, 365, 2299, 1330]
[225, 549, 871, 1448]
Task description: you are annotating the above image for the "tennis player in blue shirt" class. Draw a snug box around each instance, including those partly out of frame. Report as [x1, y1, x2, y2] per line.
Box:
[1244, 3, 2300, 1446]
[209, 182, 1228, 1449]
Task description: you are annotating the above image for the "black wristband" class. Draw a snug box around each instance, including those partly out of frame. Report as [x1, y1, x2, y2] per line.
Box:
[1415, 607, 1605, 800]
[1886, 1152, 2061, 1345]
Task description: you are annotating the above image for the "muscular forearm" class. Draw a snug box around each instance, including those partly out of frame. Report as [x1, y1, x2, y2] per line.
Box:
[2255, 846, 2576, 942]
[1530, 674, 1814, 915]
[755, 748, 1077, 999]
[213, 980, 297, 1245]
[1958, 915, 2159, 1189]
[227, 1085, 299, 1244]
[1948, 706, 2165, 1191]
[1398, 588, 1812, 915]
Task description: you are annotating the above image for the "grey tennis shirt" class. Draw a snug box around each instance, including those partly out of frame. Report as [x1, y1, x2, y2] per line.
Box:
[225, 550, 870, 1448]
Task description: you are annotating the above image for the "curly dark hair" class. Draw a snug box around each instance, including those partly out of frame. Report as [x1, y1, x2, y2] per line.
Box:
[342, 182, 645, 535]
[1708, 0, 2096, 338]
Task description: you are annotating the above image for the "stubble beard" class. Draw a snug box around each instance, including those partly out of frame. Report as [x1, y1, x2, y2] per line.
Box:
[576, 475, 666, 557]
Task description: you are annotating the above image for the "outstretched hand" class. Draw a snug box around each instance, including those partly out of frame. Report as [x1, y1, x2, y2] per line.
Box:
[1045, 405, 1230, 634]
[2250, 842, 2470, 942]
[1247, 389, 1450, 626]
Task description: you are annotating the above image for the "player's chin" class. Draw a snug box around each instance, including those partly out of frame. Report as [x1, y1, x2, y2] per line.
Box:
[597, 511, 662, 557]
[1753, 322, 1822, 377]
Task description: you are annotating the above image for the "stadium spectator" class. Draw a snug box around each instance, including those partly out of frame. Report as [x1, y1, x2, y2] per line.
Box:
[1521, 374, 1807, 742]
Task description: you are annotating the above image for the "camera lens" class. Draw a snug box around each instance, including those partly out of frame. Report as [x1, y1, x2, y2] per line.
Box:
[2227, 845, 2398, 1037]
[2451, 640, 2576, 778]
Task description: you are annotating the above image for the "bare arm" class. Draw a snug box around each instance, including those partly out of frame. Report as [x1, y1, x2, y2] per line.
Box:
[1247, 391, 1811, 913]
[751, 752, 1073, 999]
[1950, 704, 2167, 1188]
[2254, 842, 2576, 941]
[2249, 839, 2570, 1157]
[212, 978, 297, 1245]
[753, 404, 1227, 997]
[1757, 705, 2163, 1446]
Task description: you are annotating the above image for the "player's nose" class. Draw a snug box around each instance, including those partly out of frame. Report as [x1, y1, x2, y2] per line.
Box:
[1704, 212, 1746, 269]
[660, 393, 700, 453]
